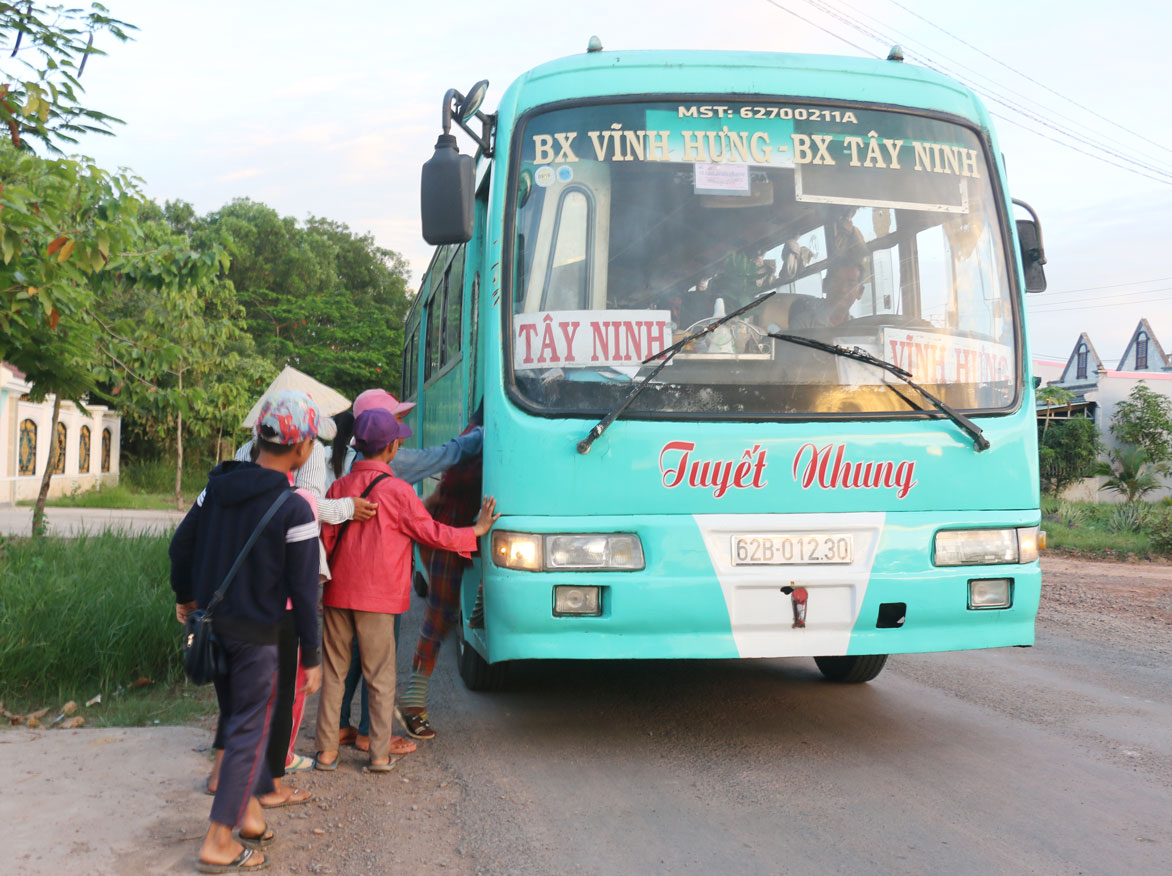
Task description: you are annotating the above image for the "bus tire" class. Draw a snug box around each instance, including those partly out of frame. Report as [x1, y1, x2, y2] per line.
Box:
[457, 619, 508, 692]
[813, 654, 888, 683]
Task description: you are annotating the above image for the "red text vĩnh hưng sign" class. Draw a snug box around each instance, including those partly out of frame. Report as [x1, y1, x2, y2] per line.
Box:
[514, 310, 673, 371]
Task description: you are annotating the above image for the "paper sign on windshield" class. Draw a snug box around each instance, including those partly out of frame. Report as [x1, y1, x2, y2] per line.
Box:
[883, 328, 1012, 384]
[694, 163, 751, 195]
[514, 310, 672, 371]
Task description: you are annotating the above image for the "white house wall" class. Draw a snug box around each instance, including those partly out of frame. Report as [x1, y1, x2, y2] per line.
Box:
[0, 389, 121, 505]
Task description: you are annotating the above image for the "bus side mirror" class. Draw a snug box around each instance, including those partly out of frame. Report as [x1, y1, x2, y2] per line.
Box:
[421, 134, 474, 245]
[1012, 199, 1047, 293]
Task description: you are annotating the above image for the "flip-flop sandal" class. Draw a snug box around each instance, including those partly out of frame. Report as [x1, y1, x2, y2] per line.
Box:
[261, 788, 312, 809]
[203, 776, 217, 796]
[196, 846, 269, 873]
[313, 752, 338, 771]
[363, 758, 397, 774]
[284, 753, 315, 773]
[390, 736, 417, 755]
[238, 825, 276, 849]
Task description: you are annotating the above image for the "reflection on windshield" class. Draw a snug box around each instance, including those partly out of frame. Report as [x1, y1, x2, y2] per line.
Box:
[509, 101, 1016, 418]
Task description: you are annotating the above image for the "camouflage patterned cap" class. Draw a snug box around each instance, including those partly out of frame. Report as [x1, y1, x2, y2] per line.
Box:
[254, 389, 321, 445]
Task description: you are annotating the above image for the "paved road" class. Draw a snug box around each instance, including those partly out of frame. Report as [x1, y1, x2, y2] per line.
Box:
[263, 564, 1172, 876]
[0, 505, 184, 536]
[6, 560, 1168, 875]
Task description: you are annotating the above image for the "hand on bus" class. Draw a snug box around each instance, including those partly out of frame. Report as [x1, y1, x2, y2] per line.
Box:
[351, 497, 378, 521]
[473, 496, 501, 536]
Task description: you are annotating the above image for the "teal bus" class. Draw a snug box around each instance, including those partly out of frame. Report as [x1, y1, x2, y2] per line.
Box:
[403, 44, 1048, 689]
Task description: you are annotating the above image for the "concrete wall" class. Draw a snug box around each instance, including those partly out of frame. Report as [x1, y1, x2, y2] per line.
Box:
[0, 365, 121, 505]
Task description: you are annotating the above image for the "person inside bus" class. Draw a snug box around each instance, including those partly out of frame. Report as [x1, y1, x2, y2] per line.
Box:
[786, 257, 866, 331]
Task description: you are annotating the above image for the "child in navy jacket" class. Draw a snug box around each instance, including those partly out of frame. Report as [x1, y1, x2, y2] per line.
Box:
[171, 390, 323, 873]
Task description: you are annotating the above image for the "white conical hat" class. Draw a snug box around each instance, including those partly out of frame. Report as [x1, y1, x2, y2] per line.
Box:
[241, 365, 351, 428]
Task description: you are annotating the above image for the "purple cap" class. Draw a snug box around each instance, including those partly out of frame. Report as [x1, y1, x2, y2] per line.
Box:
[353, 408, 412, 455]
[254, 390, 321, 445]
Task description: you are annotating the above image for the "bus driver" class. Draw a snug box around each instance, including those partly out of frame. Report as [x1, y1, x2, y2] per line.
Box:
[786, 258, 865, 331]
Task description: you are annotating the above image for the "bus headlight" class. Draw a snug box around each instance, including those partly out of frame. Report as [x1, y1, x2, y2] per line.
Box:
[491, 532, 644, 571]
[934, 526, 1041, 566]
[492, 531, 541, 571]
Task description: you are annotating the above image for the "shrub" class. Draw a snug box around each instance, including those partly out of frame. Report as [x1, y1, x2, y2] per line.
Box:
[1107, 504, 1145, 533]
[1055, 500, 1088, 528]
[1038, 417, 1101, 495]
[1149, 512, 1172, 555]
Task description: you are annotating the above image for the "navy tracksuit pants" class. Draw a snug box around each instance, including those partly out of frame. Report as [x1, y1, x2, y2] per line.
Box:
[210, 634, 279, 828]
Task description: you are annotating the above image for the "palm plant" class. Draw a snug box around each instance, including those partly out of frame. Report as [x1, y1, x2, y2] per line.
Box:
[1092, 445, 1169, 504]
[1036, 385, 1075, 437]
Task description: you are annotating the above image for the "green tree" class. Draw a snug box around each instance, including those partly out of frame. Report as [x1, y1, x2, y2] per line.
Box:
[1092, 445, 1168, 504]
[94, 207, 272, 508]
[1, 145, 150, 534]
[1038, 416, 1101, 496]
[1111, 383, 1172, 463]
[0, 3, 135, 153]
[203, 198, 412, 400]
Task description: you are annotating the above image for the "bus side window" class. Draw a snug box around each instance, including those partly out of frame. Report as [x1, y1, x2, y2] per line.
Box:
[469, 271, 480, 408]
[444, 247, 465, 365]
[402, 324, 419, 400]
[425, 269, 442, 382]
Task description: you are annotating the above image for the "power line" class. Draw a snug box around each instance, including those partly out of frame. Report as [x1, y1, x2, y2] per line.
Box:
[1028, 285, 1172, 309]
[823, 0, 1172, 178]
[761, 0, 878, 57]
[1045, 276, 1172, 296]
[884, 0, 1172, 160]
[800, 0, 1172, 185]
[1025, 294, 1172, 314]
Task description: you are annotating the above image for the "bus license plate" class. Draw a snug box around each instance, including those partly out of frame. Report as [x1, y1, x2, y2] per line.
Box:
[731, 533, 855, 565]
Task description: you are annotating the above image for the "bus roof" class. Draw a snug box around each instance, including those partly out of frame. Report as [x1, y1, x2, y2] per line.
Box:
[496, 48, 992, 131]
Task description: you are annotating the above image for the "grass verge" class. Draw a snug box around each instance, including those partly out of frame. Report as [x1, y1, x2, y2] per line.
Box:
[0, 531, 214, 725]
[1041, 498, 1161, 559]
[39, 484, 192, 510]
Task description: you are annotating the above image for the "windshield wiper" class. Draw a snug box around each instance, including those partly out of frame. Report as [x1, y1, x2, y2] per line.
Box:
[768, 332, 990, 452]
[576, 288, 782, 454]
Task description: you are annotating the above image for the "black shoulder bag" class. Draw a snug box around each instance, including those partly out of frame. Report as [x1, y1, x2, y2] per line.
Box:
[183, 489, 292, 685]
[327, 474, 390, 564]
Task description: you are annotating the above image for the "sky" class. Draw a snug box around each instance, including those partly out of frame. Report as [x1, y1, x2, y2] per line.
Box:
[24, 0, 1172, 367]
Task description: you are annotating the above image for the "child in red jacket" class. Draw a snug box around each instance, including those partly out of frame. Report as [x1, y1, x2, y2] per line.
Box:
[314, 409, 498, 772]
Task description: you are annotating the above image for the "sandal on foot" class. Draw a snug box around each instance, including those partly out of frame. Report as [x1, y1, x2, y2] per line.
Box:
[284, 753, 314, 773]
[354, 734, 370, 752]
[396, 707, 436, 740]
[390, 735, 417, 755]
[363, 757, 397, 774]
[196, 847, 269, 873]
[261, 787, 312, 809]
[238, 825, 275, 849]
[338, 726, 357, 746]
[313, 751, 338, 771]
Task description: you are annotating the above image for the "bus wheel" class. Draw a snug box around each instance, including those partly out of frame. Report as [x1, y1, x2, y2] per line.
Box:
[456, 616, 508, 692]
[813, 654, 888, 683]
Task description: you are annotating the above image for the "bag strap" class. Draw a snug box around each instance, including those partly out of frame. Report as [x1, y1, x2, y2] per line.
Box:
[328, 473, 390, 562]
[205, 489, 292, 616]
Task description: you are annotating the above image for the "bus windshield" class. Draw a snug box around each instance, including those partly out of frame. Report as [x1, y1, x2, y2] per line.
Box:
[507, 99, 1018, 419]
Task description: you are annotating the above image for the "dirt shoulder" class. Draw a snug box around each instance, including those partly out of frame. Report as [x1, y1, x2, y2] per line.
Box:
[1040, 555, 1172, 658]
